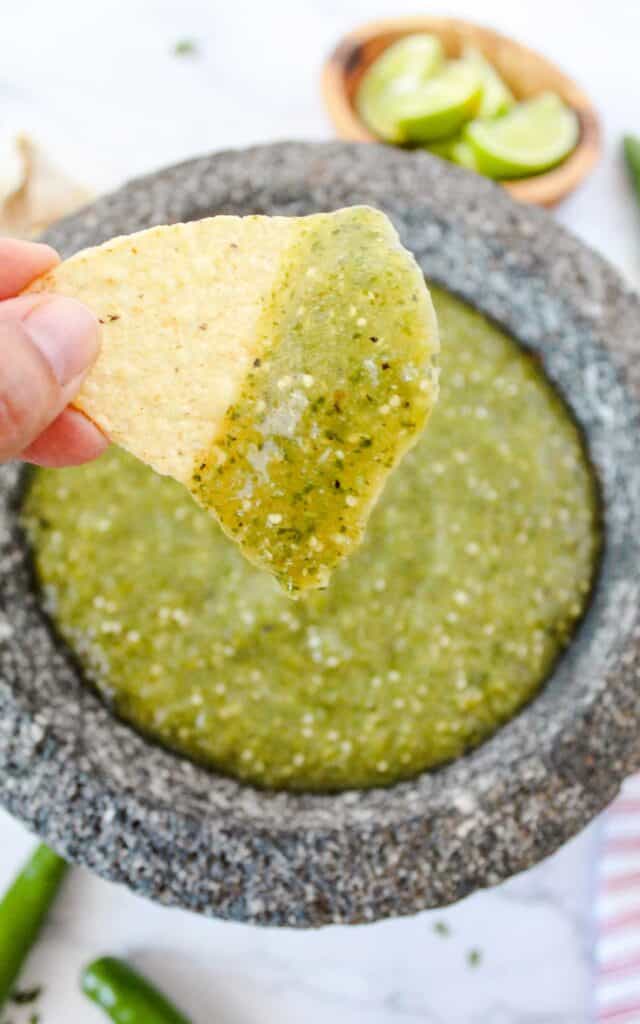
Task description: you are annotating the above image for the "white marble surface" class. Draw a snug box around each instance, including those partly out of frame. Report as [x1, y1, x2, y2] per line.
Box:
[2, 0, 639, 1021]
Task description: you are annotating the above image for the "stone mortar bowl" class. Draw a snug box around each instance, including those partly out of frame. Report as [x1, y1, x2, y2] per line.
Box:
[1, 142, 640, 928]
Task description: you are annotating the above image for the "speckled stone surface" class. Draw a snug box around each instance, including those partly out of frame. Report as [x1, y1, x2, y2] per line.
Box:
[1, 142, 640, 927]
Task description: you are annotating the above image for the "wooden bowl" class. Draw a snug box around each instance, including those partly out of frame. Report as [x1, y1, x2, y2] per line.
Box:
[322, 16, 601, 207]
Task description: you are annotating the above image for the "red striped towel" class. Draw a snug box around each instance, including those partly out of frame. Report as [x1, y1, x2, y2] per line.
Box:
[596, 774, 640, 1022]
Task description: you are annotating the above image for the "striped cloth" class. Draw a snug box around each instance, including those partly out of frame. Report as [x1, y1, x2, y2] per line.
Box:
[596, 773, 640, 1022]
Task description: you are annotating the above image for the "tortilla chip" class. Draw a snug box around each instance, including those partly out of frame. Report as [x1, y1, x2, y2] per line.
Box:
[26, 208, 439, 591]
[0, 135, 91, 239]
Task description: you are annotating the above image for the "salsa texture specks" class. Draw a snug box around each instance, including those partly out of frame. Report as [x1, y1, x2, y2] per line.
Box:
[190, 207, 438, 593]
[23, 288, 600, 791]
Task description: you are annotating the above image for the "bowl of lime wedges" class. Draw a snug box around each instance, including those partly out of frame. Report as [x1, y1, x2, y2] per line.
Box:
[322, 16, 601, 207]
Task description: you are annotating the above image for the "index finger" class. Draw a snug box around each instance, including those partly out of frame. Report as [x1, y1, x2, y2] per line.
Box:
[0, 238, 59, 299]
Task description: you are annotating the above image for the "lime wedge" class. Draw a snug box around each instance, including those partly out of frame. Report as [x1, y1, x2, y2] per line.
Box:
[357, 34, 444, 142]
[425, 135, 477, 168]
[426, 136, 458, 159]
[427, 135, 479, 171]
[461, 46, 514, 117]
[464, 92, 579, 178]
[450, 139, 479, 171]
[393, 62, 483, 143]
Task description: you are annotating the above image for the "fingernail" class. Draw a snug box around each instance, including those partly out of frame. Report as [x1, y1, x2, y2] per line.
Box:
[24, 297, 100, 387]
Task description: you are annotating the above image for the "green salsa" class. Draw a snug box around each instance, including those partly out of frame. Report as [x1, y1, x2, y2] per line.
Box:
[22, 288, 600, 791]
[191, 207, 438, 593]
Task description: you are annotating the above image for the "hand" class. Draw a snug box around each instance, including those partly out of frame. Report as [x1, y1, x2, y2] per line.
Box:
[0, 237, 107, 467]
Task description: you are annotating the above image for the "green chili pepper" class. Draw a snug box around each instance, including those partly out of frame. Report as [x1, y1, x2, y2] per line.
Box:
[624, 135, 640, 204]
[82, 957, 193, 1024]
[0, 844, 68, 1010]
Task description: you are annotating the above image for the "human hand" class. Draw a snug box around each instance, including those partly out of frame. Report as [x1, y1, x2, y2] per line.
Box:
[0, 238, 107, 467]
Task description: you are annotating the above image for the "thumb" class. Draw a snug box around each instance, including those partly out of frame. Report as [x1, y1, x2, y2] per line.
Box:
[0, 295, 100, 461]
